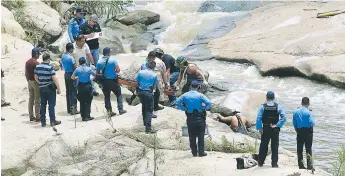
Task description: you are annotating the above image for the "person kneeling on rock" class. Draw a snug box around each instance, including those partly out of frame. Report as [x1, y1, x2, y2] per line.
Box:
[136, 60, 158, 134]
[71, 57, 95, 121]
[175, 81, 211, 157]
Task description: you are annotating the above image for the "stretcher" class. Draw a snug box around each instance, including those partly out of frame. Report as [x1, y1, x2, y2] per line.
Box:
[118, 79, 176, 95]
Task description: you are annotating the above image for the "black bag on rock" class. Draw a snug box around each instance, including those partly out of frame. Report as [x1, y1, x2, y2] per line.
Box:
[95, 57, 109, 84]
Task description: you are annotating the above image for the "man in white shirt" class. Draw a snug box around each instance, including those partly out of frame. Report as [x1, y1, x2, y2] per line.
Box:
[73, 34, 99, 96]
[73, 35, 95, 66]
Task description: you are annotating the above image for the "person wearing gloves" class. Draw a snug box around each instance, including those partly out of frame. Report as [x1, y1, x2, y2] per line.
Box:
[256, 91, 287, 168]
[174, 56, 208, 94]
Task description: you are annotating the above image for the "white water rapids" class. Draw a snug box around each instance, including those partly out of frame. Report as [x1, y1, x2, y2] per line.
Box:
[113, 1, 345, 170]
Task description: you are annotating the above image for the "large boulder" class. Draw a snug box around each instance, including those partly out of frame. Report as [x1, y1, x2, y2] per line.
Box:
[130, 32, 157, 53]
[208, 2, 345, 88]
[118, 10, 160, 26]
[1, 6, 26, 39]
[106, 21, 147, 40]
[22, 1, 62, 42]
[99, 28, 125, 55]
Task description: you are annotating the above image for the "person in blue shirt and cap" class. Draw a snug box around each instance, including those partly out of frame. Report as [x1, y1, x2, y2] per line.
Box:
[61, 43, 79, 115]
[68, 8, 86, 43]
[293, 97, 315, 170]
[175, 80, 211, 157]
[256, 91, 287, 168]
[71, 57, 95, 121]
[136, 60, 158, 133]
[96, 47, 127, 117]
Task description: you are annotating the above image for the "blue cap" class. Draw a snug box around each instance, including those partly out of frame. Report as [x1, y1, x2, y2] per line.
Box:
[266, 91, 275, 99]
[76, 8, 86, 14]
[31, 47, 40, 56]
[103, 47, 111, 55]
[191, 81, 200, 88]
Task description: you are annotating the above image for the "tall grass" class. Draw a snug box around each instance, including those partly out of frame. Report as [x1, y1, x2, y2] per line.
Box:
[332, 145, 345, 176]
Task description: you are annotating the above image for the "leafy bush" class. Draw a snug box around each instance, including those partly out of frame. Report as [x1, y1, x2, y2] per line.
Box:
[331, 145, 345, 176]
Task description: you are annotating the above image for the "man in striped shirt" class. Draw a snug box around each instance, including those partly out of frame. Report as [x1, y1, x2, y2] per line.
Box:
[34, 53, 62, 127]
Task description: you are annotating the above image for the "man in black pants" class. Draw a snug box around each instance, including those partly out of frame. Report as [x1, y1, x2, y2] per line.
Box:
[293, 97, 315, 170]
[96, 47, 127, 117]
[256, 91, 287, 168]
[175, 81, 211, 157]
[61, 43, 79, 114]
[72, 57, 95, 121]
[136, 61, 158, 133]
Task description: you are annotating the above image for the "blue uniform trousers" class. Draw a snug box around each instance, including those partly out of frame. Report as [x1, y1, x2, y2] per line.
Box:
[138, 90, 154, 131]
[186, 111, 206, 155]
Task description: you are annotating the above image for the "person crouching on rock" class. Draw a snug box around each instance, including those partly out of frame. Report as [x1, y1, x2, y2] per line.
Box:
[256, 91, 287, 168]
[136, 60, 158, 134]
[175, 81, 211, 157]
[71, 57, 95, 121]
[174, 56, 208, 94]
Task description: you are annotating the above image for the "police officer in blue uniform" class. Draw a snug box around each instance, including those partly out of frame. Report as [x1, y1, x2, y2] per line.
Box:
[293, 97, 315, 170]
[96, 47, 127, 117]
[61, 43, 79, 115]
[176, 81, 211, 157]
[71, 57, 95, 121]
[136, 60, 158, 133]
[256, 91, 287, 168]
[68, 8, 86, 43]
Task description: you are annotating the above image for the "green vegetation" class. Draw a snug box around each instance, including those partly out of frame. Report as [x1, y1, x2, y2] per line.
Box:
[72, 0, 132, 19]
[205, 135, 257, 153]
[331, 145, 345, 176]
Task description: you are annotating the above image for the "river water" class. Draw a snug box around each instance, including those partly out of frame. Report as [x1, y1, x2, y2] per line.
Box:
[118, 1, 345, 170]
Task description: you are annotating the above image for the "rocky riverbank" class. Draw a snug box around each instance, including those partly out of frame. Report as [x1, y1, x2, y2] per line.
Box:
[207, 1, 345, 88]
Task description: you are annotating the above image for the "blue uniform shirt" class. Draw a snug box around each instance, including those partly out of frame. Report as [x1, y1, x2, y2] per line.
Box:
[293, 106, 315, 130]
[175, 90, 211, 113]
[136, 69, 158, 91]
[68, 17, 86, 42]
[256, 101, 287, 130]
[61, 52, 75, 73]
[96, 56, 119, 79]
[73, 65, 95, 83]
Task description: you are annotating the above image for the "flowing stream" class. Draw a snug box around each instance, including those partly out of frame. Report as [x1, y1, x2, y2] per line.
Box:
[115, 1, 345, 170]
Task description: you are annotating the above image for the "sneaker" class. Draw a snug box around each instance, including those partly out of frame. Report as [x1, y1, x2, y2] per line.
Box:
[192, 153, 197, 157]
[272, 165, 279, 168]
[107, 111, 116, 117]
[119, 110, 127, 115]
[154, 105, 164, 111]
[51, 120, 61, 126]
[42, 123, 46, 127]
[30, 117, 36, 121]
[299, 166, 307, 169]
[1, 118, 5, 121]
[198, 152, 207, 157]
[69, 111, 80, 115]
[86, 117, 94, 121]
[152, 114, 157, 118]
[307, 166, 314, 170]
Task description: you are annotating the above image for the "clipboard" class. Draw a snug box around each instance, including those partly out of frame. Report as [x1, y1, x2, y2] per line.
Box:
[86, 32, 102, 41]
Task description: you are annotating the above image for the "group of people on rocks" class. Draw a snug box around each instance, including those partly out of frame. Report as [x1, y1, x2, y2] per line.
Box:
[2, 7, 315, 171]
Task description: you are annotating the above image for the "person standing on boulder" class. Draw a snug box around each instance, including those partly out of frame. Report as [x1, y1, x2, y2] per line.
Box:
[293, 97, 315, 170]
[79, 14, 101, 96]
[24, 48, 40, 122]
[153, 48, 179, 106]
[68, 8, 86, 43]
[61, 43, 79, 115]
[96, 47, 127, 117]
[175, 81, 211, 157]
[71, 57, 95, 121]
[256, 91, 287, 168]
[141, 50, 168, 112]
[34, 53, 61, 127]
[136, 60, 158, 133]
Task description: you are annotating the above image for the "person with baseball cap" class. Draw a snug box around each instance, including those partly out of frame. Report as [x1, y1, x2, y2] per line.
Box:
[256, 91, 287, 168]
[71, 57, 95, 121]
[96, 47, 127, 117]
[61, 43, 79, 115]
[175, 80, 211, 157]
[68, 7, 86, 43]
[79, 14, 102, 65]
[24, 47, 41, 122]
